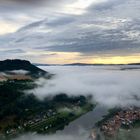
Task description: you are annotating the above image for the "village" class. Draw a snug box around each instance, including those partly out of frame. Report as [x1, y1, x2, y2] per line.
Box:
[100, 107, 140, 136]
[2, 103, 90, 138]
[4, 109, 57, 137]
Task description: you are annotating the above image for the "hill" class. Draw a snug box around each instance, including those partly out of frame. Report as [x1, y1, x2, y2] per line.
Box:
[35, 63, 140, 66]
[0, 59, 47, 77]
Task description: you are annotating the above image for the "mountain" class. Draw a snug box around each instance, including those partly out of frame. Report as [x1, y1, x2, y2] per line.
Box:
[34, 63, 51, 66]
[0, 59, 48, 77]
[63, 63, 104, 66]
[34, 63, 105, 66]
[129, 63, 140, 65]
[62, 63, 140, 66]
[34, 62, 140, 67]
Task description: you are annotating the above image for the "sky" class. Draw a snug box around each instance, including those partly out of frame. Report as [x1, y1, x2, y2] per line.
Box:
[0, 0, 140, 64]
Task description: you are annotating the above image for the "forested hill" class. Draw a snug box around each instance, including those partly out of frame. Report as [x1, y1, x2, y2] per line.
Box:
[0, 59, 47, 76]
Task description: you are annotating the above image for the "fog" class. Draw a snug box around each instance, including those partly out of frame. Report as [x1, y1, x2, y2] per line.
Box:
[10, 70, 29, 74]
[28, 66, 140, 107]
[13, 123, 90, 140]
[13, 66, 140, 140]
[13, 133, 89, 140]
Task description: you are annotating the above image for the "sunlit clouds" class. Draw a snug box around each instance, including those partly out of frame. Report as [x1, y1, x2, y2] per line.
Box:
[0, 21, 19, 35]
[0, 0, 140, 64]
[92, 55, 140, 64]
[63, 0, 107, 15]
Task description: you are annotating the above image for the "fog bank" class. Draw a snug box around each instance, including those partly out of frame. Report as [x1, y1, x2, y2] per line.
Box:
[13, 133, 89, 140]
[28, 66, 140, 107]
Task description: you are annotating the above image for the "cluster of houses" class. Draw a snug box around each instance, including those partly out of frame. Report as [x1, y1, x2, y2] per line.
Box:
[0, 72, 32, 82]
[100, 107, 140, 136]
[6, 127, 20, 135]
[24, 109, 57, 127]
[4, 109, 57, 137]
[0, 75, 6, 82]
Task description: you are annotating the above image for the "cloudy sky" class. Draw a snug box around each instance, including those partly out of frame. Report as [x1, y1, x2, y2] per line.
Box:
[0, 0, 140, 64]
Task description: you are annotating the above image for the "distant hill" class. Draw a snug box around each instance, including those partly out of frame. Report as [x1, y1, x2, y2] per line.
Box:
[34, 63, 51, 66]
[63, 63, 104, 66]
[129, 63, 140, 65]
[35, 63, 105, 66]
[35, 62, 140, 66]
[0, 59, 48, 77]
[64, 63, 140, 66]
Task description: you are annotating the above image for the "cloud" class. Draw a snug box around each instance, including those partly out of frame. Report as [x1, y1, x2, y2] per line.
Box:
[8, 17, 140, 56]
[0, 0, 75, 7]
[0, 49, 25, 54]
[1, 0, 140, 60]
[27, 66, 140, 107]
[46, 16, 76, 27]
[88, 0, 126, 11]
[0, 22, 17, 35]
[10, 70, 29, 74]
[0, 0, 140, 63]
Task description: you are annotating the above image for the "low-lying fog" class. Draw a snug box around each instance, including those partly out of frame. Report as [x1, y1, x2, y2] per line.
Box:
[32, 66, 140, 107]
[16, 66, 140, 140]
[13, 133, 89, 140]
